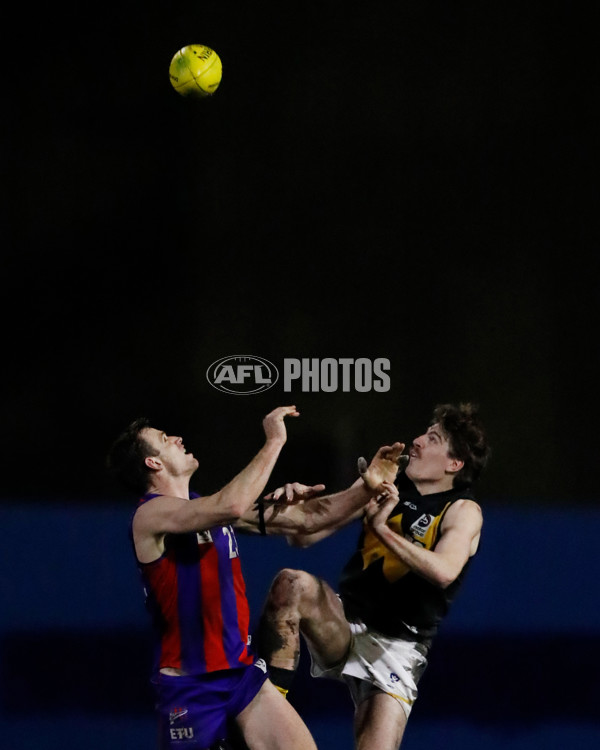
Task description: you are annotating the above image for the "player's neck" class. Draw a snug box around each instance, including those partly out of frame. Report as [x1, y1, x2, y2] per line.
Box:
[149, 476, 191, 500]
[412, 476, 455, 496]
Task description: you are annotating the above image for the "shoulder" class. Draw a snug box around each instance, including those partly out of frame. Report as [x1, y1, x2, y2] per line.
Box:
[134, 494, 163, 515]
[442, 498, 483, 530]
[450, 497, 481, 512]
[133, 494, 186, 527]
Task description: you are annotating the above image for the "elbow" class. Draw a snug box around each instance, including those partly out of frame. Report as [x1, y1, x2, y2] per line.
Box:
[218, 493, 247, 523]
[297, 514, 319, 536]
[433, 569, 459, 589]
[287, 536, 315, 549]
[226, 501, 247, 522]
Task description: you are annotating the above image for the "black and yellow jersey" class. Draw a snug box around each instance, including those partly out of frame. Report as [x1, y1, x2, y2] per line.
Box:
[339, 475, 478, 643]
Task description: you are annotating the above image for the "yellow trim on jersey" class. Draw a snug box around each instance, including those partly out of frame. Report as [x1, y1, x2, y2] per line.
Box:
[360, 502, 452, 583]
[411, 501, 451, 549]
[361, 512, 410, 581]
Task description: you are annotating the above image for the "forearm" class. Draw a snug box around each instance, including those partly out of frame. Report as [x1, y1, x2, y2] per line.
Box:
[238, 440, 406, 537]
[238, 478, 371, 537]
[372, 525, 460, 588]
[300, 481, 370, 534]
[218, 438, 285, 518]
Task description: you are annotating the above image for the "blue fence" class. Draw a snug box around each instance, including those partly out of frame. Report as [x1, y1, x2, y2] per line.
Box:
[1, 501, 599, 749]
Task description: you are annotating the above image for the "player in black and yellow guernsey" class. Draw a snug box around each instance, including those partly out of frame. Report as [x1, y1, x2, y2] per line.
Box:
[256, 403, 490, 750]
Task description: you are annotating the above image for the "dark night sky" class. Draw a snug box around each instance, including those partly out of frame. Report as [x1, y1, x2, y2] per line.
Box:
[3, 2, 597, 504]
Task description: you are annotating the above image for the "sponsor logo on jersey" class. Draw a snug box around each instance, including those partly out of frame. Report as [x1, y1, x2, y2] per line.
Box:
[254, 658, 268, 673]
[196, 530, 213, 545]
[169, 727, 195, 740]
[169, 706, 189, 724]
[410, 513, 434, 539]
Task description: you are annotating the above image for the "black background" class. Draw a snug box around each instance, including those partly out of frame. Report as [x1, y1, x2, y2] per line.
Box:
[3, 1, 597, 505]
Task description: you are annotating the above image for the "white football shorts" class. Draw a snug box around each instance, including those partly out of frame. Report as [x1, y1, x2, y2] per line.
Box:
[308, 620, 429, 718]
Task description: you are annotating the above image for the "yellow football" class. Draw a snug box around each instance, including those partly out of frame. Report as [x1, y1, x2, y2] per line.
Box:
[169, 45, 222, 98]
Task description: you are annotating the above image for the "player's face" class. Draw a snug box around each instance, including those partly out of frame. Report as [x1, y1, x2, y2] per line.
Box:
[141, 427, 199, 477]
[405, 423, 456, 484]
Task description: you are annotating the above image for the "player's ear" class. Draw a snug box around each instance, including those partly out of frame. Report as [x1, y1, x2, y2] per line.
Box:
[145, 455, 162, 471]
[447, 457, 464, 475]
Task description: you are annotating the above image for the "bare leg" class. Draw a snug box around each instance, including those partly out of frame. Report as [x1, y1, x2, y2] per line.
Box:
[256, 568, 352, 672]
[235, 680, 317, 750]
[353, 691, 408, 750]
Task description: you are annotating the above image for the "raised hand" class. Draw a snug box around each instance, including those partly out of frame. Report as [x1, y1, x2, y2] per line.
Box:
[358, 442, 408, 492]
[262, 406, 300, 445]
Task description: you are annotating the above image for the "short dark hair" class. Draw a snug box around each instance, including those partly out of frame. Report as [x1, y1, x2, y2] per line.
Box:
[432, 403, 490, 488]
[106, 417, 159, 496]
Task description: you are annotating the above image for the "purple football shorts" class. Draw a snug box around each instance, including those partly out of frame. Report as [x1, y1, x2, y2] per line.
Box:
[154, 662, 268, 748]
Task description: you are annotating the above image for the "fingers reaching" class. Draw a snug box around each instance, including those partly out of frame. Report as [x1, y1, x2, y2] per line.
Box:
[262, 405, 300, 443]
[365, 481, 399, 528]
[359, 441, 408, 492]
[263, 482, 326, 505]
[379, 480, 399, 498]
[376, 442, 406, 465]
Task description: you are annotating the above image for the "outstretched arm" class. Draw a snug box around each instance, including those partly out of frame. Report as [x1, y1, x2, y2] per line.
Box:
[235, 442, 407, 542]
[364, 484, 483, 588]
[133, 406, 298, 562]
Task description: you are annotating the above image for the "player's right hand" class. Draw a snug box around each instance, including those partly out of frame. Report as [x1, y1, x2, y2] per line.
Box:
[262, 406, 300, 444]
[365, 481, 400, 532]
[358, 442, 408, 492]
[264, 482, 326, 505]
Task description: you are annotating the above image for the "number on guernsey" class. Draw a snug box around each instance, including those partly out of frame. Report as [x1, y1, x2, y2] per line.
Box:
[222, 526, 239, 558]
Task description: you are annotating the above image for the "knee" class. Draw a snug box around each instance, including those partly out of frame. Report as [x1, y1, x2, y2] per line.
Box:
[266, 568, 317, 610]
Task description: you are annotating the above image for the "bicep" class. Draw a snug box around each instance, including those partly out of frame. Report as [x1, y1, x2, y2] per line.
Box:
[133, 496, 183, 537]
[135, 493, 235, 535]
[435, 501, 483, 564]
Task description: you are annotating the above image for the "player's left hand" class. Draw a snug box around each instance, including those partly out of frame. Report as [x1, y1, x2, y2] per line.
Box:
[264, 482, 326, 505]
[358, 442, 407, 492]
[364, 481, 399, 531]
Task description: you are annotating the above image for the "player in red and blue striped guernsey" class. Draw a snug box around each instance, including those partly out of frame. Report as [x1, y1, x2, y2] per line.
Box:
[108, 405, 403, 749]
[137, 490, 254, 676]
[108, 406, 317, 750]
